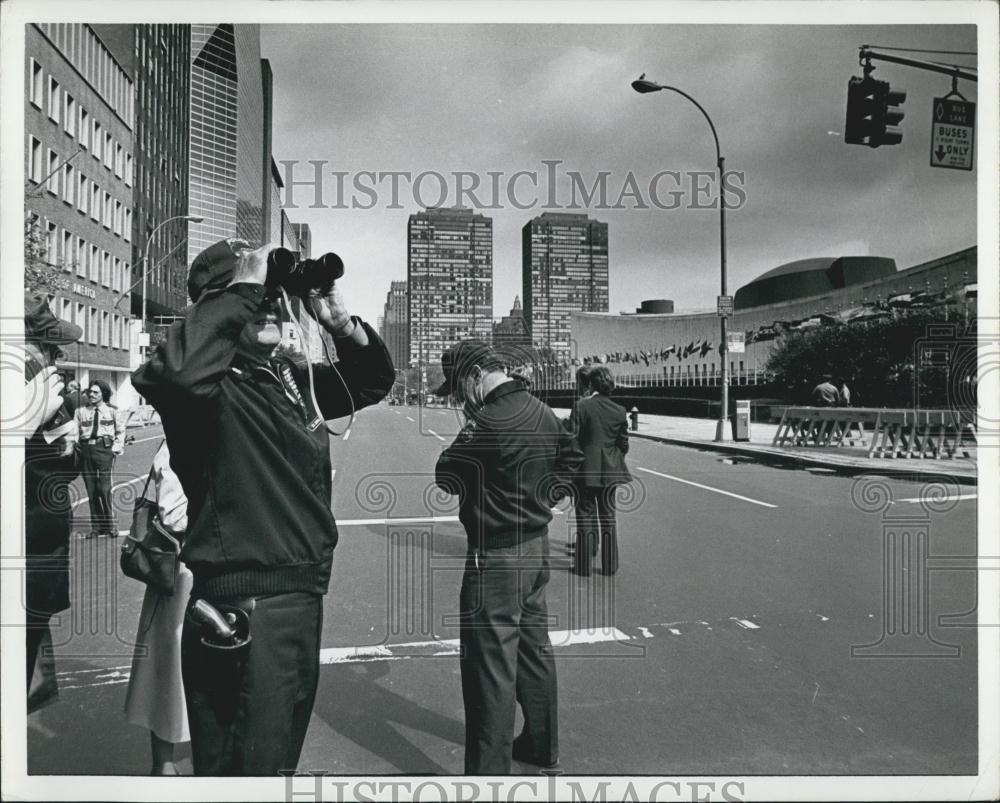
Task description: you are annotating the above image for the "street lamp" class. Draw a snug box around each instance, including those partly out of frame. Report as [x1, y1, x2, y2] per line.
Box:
[140, 214, 202, 359]
[632, 75, 730, 441]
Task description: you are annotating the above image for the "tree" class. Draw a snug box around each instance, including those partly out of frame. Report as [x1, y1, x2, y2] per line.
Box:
[765, 306, 976, 409]
[24, 214, 71, 294]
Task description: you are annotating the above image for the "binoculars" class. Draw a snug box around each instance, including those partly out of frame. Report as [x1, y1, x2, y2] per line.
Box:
[266, 248, 344, 294]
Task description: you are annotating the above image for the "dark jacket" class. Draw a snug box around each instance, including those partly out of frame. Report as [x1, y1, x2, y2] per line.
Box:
[132, 283, 394, 598]
[24, 403, 78, 617]
[567, 393, 632, 488]
[435, 381, 583, 550]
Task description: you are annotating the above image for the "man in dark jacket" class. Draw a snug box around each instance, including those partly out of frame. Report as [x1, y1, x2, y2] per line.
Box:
[23, 294, 82, 712]
[132, 239, 394, 775]
[566, 366, 632, 576]
[434, 340, 583, 774]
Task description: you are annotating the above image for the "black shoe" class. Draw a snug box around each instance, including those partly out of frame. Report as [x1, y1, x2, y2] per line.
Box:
[512, 736, 559, 769]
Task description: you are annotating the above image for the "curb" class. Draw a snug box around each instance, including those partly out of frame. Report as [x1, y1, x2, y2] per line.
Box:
[631, 432, 978, 485]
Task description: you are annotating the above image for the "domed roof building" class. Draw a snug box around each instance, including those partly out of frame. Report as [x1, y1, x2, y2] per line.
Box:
[734, 256, 897, 309]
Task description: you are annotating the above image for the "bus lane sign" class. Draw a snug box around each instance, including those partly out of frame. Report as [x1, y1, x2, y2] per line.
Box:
[930, 98, 975, 171]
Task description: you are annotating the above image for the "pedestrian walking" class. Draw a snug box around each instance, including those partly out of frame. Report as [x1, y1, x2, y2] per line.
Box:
[75, 379, 125, 537]
[23, 293, 82, 712]
[566, 366, 632, 576]
[132, 238, 394, 775]
[435, 340, 583, 774]
[124, 441, 193, 775]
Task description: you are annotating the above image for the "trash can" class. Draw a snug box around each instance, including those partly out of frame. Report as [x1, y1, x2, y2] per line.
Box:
[731, 399, 751, 441]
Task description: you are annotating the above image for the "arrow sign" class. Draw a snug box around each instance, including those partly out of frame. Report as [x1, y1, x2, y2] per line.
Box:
[930, 97, 975, 171]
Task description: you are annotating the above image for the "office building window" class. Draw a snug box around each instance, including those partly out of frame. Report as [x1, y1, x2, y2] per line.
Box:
[90, 184, 100, 221]
[103, 191, 112, 228]
[61, 230, 72, 270]
[77, 173, 87, 213]
[124, 153, 133, 187]
[123, 208, 132, 242]
[64, 94, 76, 138]
[46, 149, 59, 194]
[79, 107, 89, 149]
[114, 143, 123, 178]
[114, 200, 122, 236]
[101, 251, 111, 287]
[113, 257, 121, 292]
[62, 164, 74, 205]
[89, 245, 99, 282]
[112, 314, 121, 349]
[47, 77, 60, 122]
[77, 237, 87, 277]
[104, 133, 113, 169]
[27, 136, 42, 183]
[88, 307, 98, 345]
[101, 311, 110, 347]
[92, 120, 102, 160]
[29, 59, 43, 107]
[46, 222, 57, 265]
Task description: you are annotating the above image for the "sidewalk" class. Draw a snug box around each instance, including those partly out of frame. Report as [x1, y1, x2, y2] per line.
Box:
[552, 408, 978, 485]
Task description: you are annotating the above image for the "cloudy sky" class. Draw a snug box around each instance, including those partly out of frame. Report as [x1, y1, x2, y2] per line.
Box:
[261, 21, 978, 325]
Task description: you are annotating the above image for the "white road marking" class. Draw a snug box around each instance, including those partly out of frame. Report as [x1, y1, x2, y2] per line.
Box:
[127, 434, 164, 444]
[318, 627, 634, 665]
[730, 617, 761, 630]
[817, 614, 830, 622]
[637, 626, 654, 639]
[343, 428, 351, 441]
[406, 416, 415, 422]
[71, 476, 146, 509]
[636, 466, 778, 508]
[893, 493, 977, 504]
[336, 515, 460, 527]
[427, 429, 446, 442]
[668, 628, 681, 636]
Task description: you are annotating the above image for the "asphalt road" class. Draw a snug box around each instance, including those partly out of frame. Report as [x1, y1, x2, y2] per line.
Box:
[26, 403, 979, 776]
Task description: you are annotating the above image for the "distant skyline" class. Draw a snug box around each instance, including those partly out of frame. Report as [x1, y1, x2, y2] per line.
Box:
[261, 22, 978, 326]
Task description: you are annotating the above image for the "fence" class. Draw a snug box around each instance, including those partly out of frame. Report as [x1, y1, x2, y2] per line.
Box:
[772, 406, 977, 459]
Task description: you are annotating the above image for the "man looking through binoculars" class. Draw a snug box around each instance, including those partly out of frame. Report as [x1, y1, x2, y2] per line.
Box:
[133, 239, 394, 775]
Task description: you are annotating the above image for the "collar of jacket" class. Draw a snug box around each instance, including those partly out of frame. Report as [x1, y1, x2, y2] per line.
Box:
[482, 379, 522, 405]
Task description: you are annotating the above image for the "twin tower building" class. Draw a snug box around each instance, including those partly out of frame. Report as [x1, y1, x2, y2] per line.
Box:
[382, 207, 609, 379]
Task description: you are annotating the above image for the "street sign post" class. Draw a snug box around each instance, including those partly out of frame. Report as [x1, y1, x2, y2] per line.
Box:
[717, 295, 734, 316]
[930, 97, 975, 171]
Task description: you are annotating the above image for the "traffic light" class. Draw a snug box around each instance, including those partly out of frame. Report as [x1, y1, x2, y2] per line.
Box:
[876, 83, 906, 146]
[845, 76, 879, 146]
[844, 76, 906, 148]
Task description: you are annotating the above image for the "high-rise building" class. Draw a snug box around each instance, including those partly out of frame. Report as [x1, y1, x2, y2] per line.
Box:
[522, 212, 608, 371]
[407, 206, 492, 370]
[129, 24, 191, 334]
[25, 23, 136, 399]
[380, 280, 409, 371]
[187, 24, 269, 264]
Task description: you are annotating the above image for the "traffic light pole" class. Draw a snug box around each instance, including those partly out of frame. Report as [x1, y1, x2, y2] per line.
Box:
[860, 47, 977, 82]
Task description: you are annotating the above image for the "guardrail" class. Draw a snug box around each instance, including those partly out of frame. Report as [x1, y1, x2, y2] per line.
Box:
[772, 406, 874, 449]
[772, 406, 976, 459]
[868, 409, 976, 460]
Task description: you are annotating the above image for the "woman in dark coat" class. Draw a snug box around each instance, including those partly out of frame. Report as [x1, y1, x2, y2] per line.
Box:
[567, 366, 632, 576]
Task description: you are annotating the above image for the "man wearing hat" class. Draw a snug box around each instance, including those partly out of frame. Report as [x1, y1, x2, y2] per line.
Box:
[23, 293, 83, 711]
[132, 239, 394, 775]
[434, 340, 583, 774]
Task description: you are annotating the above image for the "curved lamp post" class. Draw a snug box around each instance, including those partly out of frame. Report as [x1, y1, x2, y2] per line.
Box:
[140, 214, 202, 359]
[632, 76, 730, 441]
